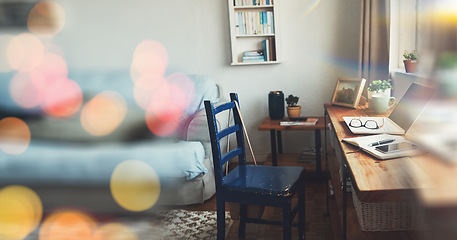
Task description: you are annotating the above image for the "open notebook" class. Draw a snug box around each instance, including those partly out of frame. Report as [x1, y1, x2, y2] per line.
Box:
[344, 82, 435, 135]
[343, 134, 421, 160]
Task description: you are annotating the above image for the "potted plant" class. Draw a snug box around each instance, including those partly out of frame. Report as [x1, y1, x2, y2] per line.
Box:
[367, 79, 392, 94]
[367, 79, 392, 109]
[285, 94, 301, 118]
[403, 50, 419, 73]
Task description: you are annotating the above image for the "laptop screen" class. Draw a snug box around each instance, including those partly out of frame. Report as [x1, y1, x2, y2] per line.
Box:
[388, 82, 435, 132]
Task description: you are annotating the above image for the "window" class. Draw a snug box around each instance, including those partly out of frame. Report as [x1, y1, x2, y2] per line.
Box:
[389, 0, 418, 70]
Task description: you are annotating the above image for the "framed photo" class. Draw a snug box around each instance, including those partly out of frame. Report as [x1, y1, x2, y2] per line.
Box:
[331, 78, 366, 108]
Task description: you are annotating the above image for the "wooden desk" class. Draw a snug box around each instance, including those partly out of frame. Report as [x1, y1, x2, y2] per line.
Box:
[324, 103, 430, 240]
[326, 104, 428, 201]
[258, 117, 327, 174]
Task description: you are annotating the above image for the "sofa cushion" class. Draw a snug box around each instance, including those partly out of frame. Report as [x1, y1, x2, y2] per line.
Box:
[25, 105, 151, 142]
[0, 140, 207, 186]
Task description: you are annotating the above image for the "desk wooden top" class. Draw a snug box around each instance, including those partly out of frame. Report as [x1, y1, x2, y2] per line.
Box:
[325, 103, 431, 203]
[258, 116, 328, 131]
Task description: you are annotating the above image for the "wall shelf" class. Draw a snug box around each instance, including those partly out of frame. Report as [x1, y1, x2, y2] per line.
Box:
[231, 60, 281, 66]
[228, 0, 280, 65]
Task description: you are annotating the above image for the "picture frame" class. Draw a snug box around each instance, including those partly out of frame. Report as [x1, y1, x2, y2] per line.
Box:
[331, 78, 366, 108]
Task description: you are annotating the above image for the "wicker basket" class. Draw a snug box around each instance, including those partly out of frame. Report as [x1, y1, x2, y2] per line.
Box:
[352, 190, 429, 231]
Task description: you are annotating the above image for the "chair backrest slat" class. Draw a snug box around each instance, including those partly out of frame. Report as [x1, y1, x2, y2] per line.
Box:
[214, 101, 235, 114]
[217, 125, 240, 141]
[221, 147, 242, 166]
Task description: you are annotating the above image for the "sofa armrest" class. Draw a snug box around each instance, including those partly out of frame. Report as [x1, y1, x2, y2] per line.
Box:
[185, 103, 230, 143]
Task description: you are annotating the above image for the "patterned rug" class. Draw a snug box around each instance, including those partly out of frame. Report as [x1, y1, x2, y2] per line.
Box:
[23, 209, 233, 240]
[153, 209, 233, 239]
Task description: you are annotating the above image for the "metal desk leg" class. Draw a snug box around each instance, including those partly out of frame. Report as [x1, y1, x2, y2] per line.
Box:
[270, 129, 277, 166]
[315, 129, 322, 175]
[277, 130, 283, 154]
[342, 163, 348, 240]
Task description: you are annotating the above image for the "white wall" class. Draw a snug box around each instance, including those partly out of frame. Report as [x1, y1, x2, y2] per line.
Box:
[5, 0, 362, 154]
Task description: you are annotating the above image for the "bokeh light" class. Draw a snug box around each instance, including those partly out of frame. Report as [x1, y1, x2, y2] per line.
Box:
[7, 33, 44, 72]
[43, 42, 65, 57]
[30, 52, 68, 91]
[146, 82, 187, 120]
[166, 73, 194, 112]
[0, 185, 42, 240]
[27, 1, 66, 37]
[94, 222, 138, 240]
[80, 91, 127, 136]
[110, 160, 161, 212]
[133, 73, 194, 137]
[145, 110, 182, 137]
[130, 39, 191, 137]
[143, 82, 186, 136]
[41, 79, 83, 118]
[39, 210, 97, 240]
[131, 40, 168, 80]
[0, 34, 14, 72]
[133, 75, 166, 110]
[10, 71, 44, 109]
[0, 117, 31, 155]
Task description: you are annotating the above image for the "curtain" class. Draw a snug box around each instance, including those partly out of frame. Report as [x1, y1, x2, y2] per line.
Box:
[359, 0, 391, 88]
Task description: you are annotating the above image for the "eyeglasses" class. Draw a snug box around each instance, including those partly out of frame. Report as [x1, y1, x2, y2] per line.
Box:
[349, 117, 384, 129]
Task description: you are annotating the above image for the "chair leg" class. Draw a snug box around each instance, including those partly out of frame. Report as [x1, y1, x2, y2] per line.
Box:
[238, 203, 247, 236]
[283, 202, 292, 240]
[298, 183, 306, 240]
[217, 199, 226, 240]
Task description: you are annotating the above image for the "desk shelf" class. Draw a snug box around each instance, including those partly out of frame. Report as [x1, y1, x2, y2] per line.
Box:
[327, 141, 422, 239]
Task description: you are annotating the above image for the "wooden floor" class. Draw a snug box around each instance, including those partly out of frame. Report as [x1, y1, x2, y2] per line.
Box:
[183, 153, 336, 240]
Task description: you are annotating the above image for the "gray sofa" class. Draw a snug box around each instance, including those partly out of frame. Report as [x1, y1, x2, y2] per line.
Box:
[0, 70, 227, 214]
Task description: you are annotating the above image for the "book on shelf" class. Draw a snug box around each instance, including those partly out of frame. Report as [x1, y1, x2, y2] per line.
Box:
[342, 134, 422, 160]
[236, 11, 274, 36]
[269, 37, 275, 61]
[262, 37, 275, 61]
[235, 12, 240, 35]
[262, 38, 270, 61]
[280, 117, 318, 126]
[234, 0, 273, 6]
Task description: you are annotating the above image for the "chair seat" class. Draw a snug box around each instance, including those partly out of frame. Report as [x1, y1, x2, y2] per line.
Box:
[223, 165, 305, 197]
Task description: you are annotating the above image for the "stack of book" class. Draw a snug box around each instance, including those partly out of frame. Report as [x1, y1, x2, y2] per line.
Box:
[241, 50, 264, 62]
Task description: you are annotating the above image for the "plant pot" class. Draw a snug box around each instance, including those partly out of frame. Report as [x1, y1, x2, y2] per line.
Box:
[404, 60, 419, 73]
[286, 106, 301, 118]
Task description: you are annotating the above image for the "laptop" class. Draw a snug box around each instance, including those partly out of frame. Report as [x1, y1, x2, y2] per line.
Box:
[343, 82, 436, 135]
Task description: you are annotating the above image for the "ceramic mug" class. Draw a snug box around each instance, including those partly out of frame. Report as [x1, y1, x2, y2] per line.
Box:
[372, 95, 396, 114]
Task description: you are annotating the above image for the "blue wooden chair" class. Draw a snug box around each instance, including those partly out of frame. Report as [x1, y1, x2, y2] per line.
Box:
[204, 93, 306, 240]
